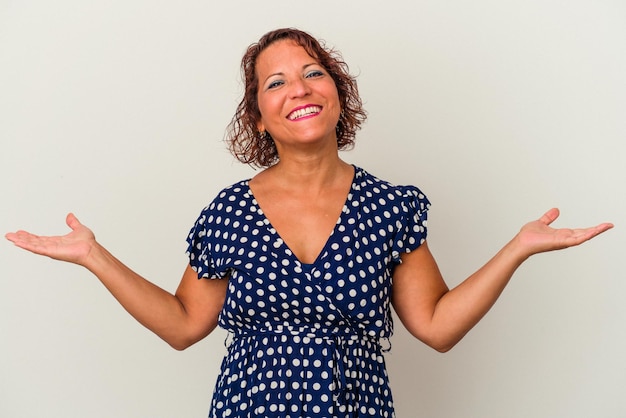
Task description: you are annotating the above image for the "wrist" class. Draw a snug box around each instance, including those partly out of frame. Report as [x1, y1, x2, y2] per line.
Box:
[504, 234, 533, 265]
[82, 240, 110, 273]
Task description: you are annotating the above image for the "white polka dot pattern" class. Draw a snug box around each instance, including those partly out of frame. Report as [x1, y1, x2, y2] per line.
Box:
[187, 166, 429, 417]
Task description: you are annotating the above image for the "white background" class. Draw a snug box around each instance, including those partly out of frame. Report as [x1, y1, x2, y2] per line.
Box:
[1, 1, 624, 417]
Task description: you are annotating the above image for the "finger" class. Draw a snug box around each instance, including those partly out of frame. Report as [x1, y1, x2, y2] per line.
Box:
[594, 222, 614, 232]
[567, 223, 614, 246]
[6, 231, 45, 253]
[586, 222, 614, 239]
[66, 213, 81, 230]
[5, 230, 34, 243]
[538, 208, 560, 226]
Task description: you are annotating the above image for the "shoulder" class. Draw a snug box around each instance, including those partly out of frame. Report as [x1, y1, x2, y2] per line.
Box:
[193, 179, 254, 225]
[353, 166, 430, 208]
[204, 179, 251, 209]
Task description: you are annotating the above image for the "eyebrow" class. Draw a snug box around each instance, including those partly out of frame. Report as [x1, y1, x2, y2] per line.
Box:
[262, 62, 320, 85]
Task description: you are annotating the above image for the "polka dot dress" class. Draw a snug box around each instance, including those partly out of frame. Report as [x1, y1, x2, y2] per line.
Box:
[187, 166, 430, 418]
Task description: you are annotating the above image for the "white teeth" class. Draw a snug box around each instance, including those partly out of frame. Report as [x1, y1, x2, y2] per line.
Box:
[289, 106, 321, 120]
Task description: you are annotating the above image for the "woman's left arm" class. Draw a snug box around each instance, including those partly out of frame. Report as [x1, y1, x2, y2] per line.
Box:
[391, 208, 613, 353]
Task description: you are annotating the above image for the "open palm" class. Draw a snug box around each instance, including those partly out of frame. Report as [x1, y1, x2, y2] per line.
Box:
[516, 208, 613, 258]
[5, 213, 96, 266]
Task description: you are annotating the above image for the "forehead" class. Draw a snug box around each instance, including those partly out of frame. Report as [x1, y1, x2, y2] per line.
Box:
[256, 40, 319, 74]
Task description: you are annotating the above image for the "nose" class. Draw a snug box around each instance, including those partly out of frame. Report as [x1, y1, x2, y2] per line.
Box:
[288, 77, 311, 98]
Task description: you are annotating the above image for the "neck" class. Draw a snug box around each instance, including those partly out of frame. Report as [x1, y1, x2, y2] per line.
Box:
[269, 155, 352, 191]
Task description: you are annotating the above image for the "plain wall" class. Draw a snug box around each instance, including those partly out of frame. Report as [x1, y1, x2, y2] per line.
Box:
[1, 1, 624, 417]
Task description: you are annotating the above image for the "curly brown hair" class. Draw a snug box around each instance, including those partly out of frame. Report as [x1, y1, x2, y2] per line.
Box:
[226, 28, 367, 168]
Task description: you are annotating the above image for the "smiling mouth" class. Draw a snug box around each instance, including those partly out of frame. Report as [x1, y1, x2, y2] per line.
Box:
[287, 105, 322, 121]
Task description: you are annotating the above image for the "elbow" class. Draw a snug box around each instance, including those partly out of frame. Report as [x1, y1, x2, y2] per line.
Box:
[420, 326, 469, 353]
[167, 333, 207, 351]
[404, 327, 457, 353]
[165, 325, 216, 351]
[169, 340, 193, 351]
[164, 335, 193, 351]
[402, 323, 462, 352]
[431, 343, 455, 353]
[420, 334, 460, 353]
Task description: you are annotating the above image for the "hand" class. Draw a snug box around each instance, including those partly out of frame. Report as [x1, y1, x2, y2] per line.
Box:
[5, 213, 97, 266]
[515, 208, 613, 259]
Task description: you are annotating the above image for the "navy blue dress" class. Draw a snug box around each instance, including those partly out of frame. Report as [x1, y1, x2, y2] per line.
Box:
[187, 166, 430, 417]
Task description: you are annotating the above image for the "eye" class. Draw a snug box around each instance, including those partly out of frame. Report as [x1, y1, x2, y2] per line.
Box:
[267, 79, 284, 90]
[305, 70, 325, 78]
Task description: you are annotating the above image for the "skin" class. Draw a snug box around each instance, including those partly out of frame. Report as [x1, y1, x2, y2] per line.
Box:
[251, 40, 353, 265]
[5, 40, 614, 353]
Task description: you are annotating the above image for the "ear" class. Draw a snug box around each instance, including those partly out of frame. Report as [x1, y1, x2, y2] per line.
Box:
[256, 119, 265, 133]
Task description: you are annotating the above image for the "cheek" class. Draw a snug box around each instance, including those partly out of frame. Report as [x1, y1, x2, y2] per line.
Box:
[329, 90, 342, 119]
[326, 83, 341, 111]
[256, 94, 280, 119]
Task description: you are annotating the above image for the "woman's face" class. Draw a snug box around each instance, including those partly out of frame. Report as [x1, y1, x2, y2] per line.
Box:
[255, 40, 341, 152]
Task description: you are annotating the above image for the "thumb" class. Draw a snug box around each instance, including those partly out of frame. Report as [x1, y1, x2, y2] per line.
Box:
[538, 208, 560, 226]
[65, 213, 81, 230]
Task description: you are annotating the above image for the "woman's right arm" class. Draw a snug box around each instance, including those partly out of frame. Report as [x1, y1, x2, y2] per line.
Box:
[5, 213, 227, 350]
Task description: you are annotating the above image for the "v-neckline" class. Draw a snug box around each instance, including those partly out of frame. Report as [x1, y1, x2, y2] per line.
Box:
[246, 165, 358, 268]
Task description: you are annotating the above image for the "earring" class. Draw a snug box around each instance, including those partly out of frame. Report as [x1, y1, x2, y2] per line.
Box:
[259, 130, 270, 140]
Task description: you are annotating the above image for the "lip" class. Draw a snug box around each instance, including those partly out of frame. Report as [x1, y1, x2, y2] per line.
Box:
[287, 104, 323, 121]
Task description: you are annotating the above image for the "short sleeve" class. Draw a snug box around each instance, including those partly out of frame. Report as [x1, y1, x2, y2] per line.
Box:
[390, 186, 430, 264]
[185, 206, 229, 280]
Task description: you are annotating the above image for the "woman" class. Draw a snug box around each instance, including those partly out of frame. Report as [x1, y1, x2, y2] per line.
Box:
[5, 28, 613, 417]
